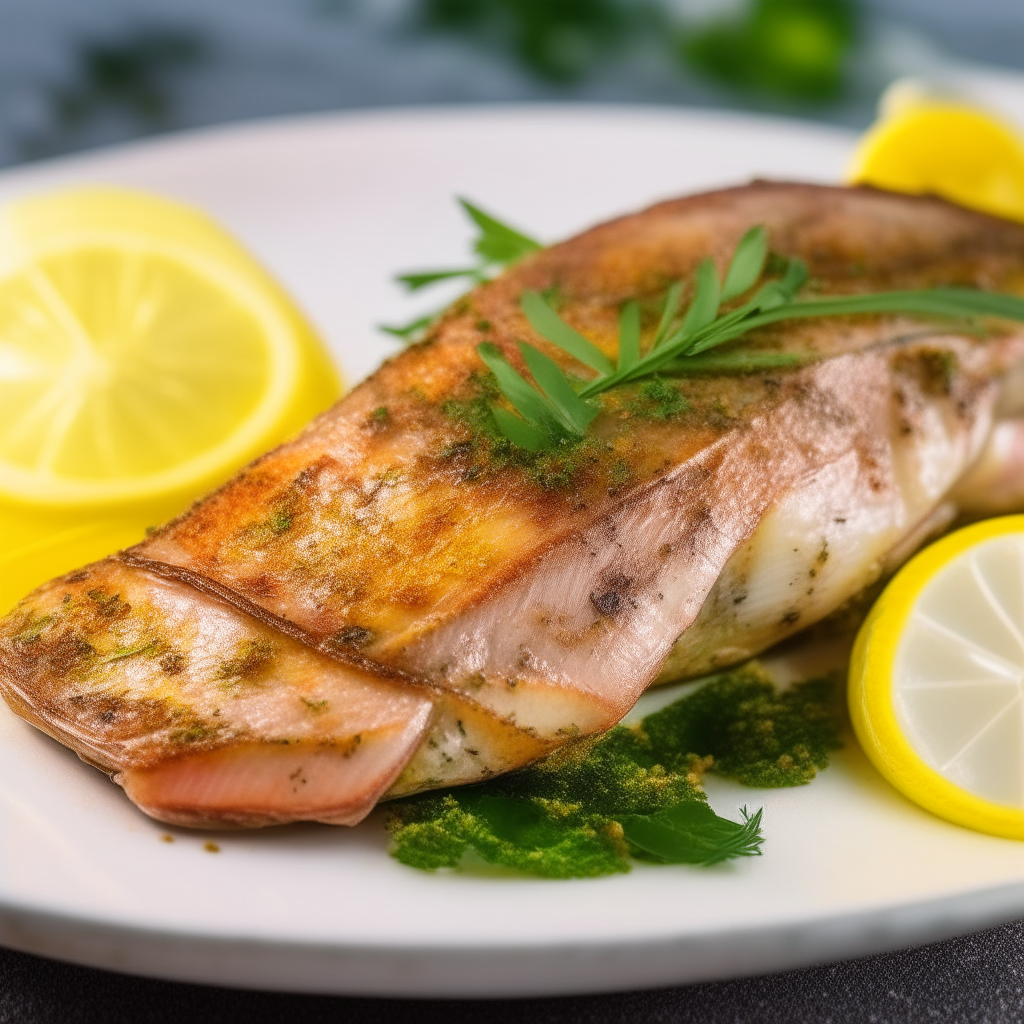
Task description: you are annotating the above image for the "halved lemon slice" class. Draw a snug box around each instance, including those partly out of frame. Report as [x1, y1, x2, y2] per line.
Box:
[850, 516, 1024, 838]
[846, 100, 1024, 223]
[0, 187, 341, 507]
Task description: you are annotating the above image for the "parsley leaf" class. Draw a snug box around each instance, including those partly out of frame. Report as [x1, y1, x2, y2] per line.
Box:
[385, 662, 843, 878]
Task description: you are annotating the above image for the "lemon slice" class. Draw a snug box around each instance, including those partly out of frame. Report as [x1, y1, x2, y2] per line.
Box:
[846, 100, 1024, 222]
[850, 516, 1024, 838]
[0, 188, 341, 507]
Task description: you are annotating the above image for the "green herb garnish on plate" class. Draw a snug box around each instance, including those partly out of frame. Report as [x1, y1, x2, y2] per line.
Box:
[385, 662, 843, 878]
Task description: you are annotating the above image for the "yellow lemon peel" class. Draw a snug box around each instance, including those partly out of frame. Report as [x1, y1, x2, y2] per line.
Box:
[850, 516, 1024, 839]
[847, 100, 1024, 223]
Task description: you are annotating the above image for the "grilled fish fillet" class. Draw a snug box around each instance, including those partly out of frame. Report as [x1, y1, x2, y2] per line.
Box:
[2, 182, 1023, 828]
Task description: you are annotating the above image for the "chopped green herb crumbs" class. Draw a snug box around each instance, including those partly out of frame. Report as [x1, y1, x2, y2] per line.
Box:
[624, 376, 690, 421]
[441, 374, 607, 489]
[12, 614, 54, 645]
[216, 638, 275, 682]
[268, 510, 293, 534]
[385, 662, 842, 877]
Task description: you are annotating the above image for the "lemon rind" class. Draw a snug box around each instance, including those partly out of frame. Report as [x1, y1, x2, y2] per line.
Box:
[849, 515, 1024, 840]
[845, 102, 1024, 223]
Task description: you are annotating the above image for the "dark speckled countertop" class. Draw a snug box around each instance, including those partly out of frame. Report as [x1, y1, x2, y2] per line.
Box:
[0, 921, 1022, 1023]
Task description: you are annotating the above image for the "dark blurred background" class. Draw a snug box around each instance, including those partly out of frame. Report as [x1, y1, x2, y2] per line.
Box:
[1, 0, 1022, 168]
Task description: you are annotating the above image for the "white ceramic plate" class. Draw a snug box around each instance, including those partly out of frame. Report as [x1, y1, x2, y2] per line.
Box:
[1, 99, 1024, 999]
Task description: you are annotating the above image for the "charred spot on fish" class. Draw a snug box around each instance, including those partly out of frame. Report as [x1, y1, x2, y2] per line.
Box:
[28, 628, 94, 671]
[590, 575, 633, 617]
[241, 574, 278, 598]
[893, 348, 959, 397]
[733, 593, 748, 605]
[781, 611, 801, 626]
[159, 652, 185, 675]
[328, 625, 376, 651]
[301, 697, 329, 714]
[438, 440, 474, 462]
[63, 570, 90, 583]
[86, 590, 130, 618]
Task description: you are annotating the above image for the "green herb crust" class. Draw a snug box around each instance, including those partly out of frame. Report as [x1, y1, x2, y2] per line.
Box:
[385, 662, 843, 877]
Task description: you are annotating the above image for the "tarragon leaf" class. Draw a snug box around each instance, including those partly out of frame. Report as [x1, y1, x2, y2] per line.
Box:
[378, 314, 436, 344]
[652, 281, 683, 348]
[721, 226, 768, 302]
[396, 268, 480, 291]
[520, 290, 615, 375]
[477, 342, 561, 438]
[662, 350, 808, 374]
[489, 405, 550, 452]
[617, 300, 641, 372]
[779, 256, 809, 299]
[518, 342, 596, 435]
[459, 198, 542, 267]
[680, 258, 721, 339]
[749, 257, 809, 312]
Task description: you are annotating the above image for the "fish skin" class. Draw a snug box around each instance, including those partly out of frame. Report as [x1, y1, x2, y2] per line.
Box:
[0, 560, 436, 826]
[2, 182, 1024, 825]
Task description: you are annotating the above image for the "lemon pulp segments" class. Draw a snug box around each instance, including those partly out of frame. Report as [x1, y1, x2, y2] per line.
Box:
[0, 187, 342, 611]
[850, 516, 1024, 839]
[0, 235, 298, 505]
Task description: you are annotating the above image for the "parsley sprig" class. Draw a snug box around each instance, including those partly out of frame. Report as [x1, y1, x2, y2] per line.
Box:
[481, 226, 1024, 450]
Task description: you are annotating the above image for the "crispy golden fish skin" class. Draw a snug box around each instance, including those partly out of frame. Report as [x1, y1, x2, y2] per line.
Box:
[2, 182, 1024, 826]
[0, 561, 435, 826]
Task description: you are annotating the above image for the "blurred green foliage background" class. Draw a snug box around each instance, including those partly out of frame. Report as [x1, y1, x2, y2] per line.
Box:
[1, 0, 1021, 167]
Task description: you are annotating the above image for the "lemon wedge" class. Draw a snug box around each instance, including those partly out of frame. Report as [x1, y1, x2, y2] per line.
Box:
[0, 187, 340, 507]
[0, 187, 342, 612]
[846, 99, 1024, 222]
[850, 516, 1024, 839]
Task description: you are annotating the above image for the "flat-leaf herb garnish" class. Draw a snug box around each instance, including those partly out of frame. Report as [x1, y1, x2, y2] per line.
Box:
[385, 662, 843, 878]
[481, 226, 1024, 450]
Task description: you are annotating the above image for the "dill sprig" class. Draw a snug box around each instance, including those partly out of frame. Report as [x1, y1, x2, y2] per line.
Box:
[481, 226, 1024, 450]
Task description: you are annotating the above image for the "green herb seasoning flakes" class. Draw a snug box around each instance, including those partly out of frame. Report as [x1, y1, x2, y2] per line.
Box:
[385, 662, 843, 877]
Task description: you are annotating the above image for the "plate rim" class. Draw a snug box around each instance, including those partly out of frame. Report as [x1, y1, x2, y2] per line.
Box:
[1, 96, 1022, 996]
